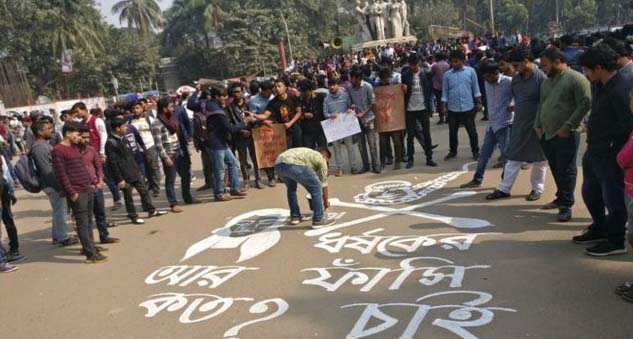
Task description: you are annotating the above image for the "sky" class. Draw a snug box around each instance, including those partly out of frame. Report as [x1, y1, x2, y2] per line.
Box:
[97, 0, 175, 26]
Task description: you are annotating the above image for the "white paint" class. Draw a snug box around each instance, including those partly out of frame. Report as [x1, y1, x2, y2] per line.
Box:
[145, 265, 259, 288]
[313, 229, 498, 257]
[302, 257, 490, 292]
[342, 291, 517, 339]
[139, 293, 288, 327]
[224, 298, 289, 339]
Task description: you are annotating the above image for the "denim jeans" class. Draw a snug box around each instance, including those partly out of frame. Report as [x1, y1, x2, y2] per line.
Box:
[358, 121, 379, 170]
[275, 163, 324, 221]
[92, 189, 109, 242]
[473, 126, 511, 183]
[333, 136, 357, 171]
[582, 151, 627, 245]
[43, 187, 70, 242]
[103, 164, 121, 203]
[164, 152, 193, 206]
[541, 133, 580, 208]
[209, 146, 241, 198]
[69, 191, 96, 258]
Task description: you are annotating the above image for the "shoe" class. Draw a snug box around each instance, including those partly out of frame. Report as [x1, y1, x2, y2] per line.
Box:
[359, 167, 370, 174]
[0, 262, 18, 273]
[573, 230, 607, 244]
[148, 210, 168, 218]
[288, 217, 301, 226]
[335, 169, 344, 177]
[215, 195, 232, 202]
[152, 191, 160, 198]
[186, 198, 202, 204]
[426, 159, 438, 167]
[80, 246, 109, 255]
[444, 153, 456, 161]
[460, 180, 482, 189]
[268, 179, 276, 187]
[191, 175, 198, 181]
[431, 144, 439, 150]
[171, 205, 183, 213]
[472, 152, 480, 161]
[255, 180, 265, 189]
[585, 242, 628, 257]
[393, 162, 401, 170]
[7, 252, 26, 263]
[526, 190, 542, 201]
[197, 185, 212, 192]
[615, 282, 633, 296]
[131, 217, 146, 225]
[107, 221, 118, 228]
[486, 189, 510, 200]
[493, 161, 504, 169]
[59, 237, 79, 247]
[230, 191, 247, 198]
[372, 167, 381, 174]
[623, 289, 633, 303]
[385, 159, 394, 166]
[541, 200, 559, 210]
[100, 237, 120, 244]
[406, 161, 414, 169]
[85, 254, 108, 264]
[111, 201, 123, 211]
[557, 208, 572, 222]
[351, 168, 361, 175]
[312, 217, 336, 228]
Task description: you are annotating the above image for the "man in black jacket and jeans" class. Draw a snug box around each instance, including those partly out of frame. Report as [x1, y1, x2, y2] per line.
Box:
[401, 54, 438, 168]
[573, 45, 633, 256]
[106, 118, 166, 224]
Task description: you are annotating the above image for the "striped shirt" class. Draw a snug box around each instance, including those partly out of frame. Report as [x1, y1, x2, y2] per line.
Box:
[52, 143, 93, 196]
[484, 74, 514, 132]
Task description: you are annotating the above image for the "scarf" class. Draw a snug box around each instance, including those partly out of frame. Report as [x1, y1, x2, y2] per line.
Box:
[158, 111, 179, 135]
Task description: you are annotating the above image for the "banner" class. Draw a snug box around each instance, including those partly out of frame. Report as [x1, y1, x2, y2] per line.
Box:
[253, 124, 288, 169]
[321, 112, 362, 143]
[374, 85, 406, 133]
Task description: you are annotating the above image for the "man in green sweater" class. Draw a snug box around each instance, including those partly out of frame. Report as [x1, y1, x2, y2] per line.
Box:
[535, 47, 591, 222]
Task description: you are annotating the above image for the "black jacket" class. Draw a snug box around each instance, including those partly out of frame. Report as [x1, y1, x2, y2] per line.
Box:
[206, 101, 247, 151]
[105, 134, 142, 183]
[401, 68, 434, 111]
[586, 72, 633, 156]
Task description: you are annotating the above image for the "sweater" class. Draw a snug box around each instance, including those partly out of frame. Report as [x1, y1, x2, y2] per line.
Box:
[52, 144, 93, 196]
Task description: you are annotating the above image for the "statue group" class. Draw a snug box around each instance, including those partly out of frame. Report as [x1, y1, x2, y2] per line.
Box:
[354, 0, 411, 42]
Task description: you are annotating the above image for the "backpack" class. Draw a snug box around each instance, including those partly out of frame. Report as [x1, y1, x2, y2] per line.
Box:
[193, 101, 209, 150]
[14, 152, 41, 193]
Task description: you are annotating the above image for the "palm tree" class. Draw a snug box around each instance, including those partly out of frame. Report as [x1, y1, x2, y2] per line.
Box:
[111, 0, 163, 37]
[49, 0, 104, 57]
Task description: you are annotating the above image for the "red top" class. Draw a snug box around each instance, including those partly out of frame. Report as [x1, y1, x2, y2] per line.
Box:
[617, 129, 633, 196]
[52, 143, 93, 196]
[86, 115, 100, 150]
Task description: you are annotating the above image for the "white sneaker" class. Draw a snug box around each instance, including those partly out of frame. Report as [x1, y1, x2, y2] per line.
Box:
[0, 262, 18, 273]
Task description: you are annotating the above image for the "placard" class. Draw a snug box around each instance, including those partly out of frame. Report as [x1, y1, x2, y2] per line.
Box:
[252, 124, 288, 168]
[320, 112, 362, 143]
[374, 85, 406, 133]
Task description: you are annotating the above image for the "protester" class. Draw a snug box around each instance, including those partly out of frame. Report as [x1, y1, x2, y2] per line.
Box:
[431, 52, 450, 124]
[323, 76, 359, 176]
[0, 153, 23, 263]
[298, 79, 327, 151]
[52, 121, 107, 264]
[248, 80, 277, 186]
[441, 50, 482, 161]
[487, 47, 548, 201]
[535, 47, 591, 222]
[375, 66, 404, 170]
[460, 60, 513, 188]
[129, 101, 162, 197]
[106, 118, 166, 224]
[274, 147, 334, 227]
[402, 53, 438, 168]
[30, 118, 78, 246]
[573, 45, 632, 256]
[189, 88, 214, 191]
[349, 67, 380, 173]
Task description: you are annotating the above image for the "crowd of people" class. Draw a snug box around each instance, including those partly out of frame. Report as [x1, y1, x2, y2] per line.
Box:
[1, 28, 633, 303]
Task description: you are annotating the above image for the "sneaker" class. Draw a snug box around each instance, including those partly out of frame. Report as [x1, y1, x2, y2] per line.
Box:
[426, 159, 438, 167]
[268, 179, 277, 187]
[526, 190, 542, 201]
[111, 201, 123, 211]
[585, 242, 628, 257]
[255, 180, 265, 189]
[100, 237, 120, 244]
[171, 205, 183, 213]
[80, 246, 109, 255]
[335, 169, 344, 177]
[444, 153, 456, 161]
[372, 167, 382, 174]
[85, 254, 108, 264]
[406, 161, 414, 169]
[148, 210, 168, 218]
[312, 218, 336, 228]
[541, 200, 559, 210]
[573, 230, 607, 244]
[197, 184, 212, 191]
[230, 191, 248, 197]
[623, 289, 633, 303]
[59, 236, 79, 247]
[557, 208, 572, 222]
[486, 189, 510, 200]
[131, 217, 146, 225]
[288, 217, 301, 226]
[7, 252, 26, 263]
[0, 262, 18, 273]
[215, 195, 233, 202]
[615, 282, 633, 296]
[107, 221, 118, 228]
[460, 180, 482, 189]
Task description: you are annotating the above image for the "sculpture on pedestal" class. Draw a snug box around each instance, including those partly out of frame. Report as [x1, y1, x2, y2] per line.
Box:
[353, 0, 413, 42]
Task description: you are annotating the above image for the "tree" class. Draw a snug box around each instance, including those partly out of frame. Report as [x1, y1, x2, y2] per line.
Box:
[497, 0, 528, 33]
[111, 0, 163, 37]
